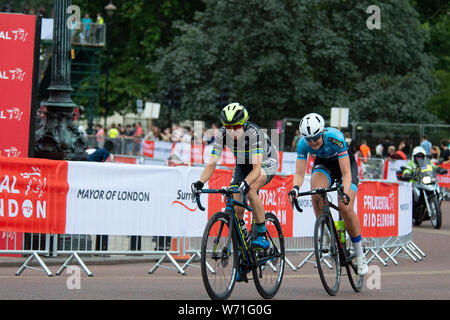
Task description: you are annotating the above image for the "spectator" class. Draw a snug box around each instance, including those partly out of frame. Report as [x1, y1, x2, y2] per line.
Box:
[133, 122, 144, 155]
[144, 124, 161, 141]
[171, 124, 185, 142]
[430, 146, 440, 164]
[78, 125, 87, 139]
[160, 127, 172, 142]
[95, 124, 105, 147]
[291, 130, 301, 152]
[375, 138, 383, 158]
[117, 123, 125, 135]
[344, 132, 352, 147]
[359, 139, 371, 163]
[108, 123, 119, 139]
[402, 138, 412, 157]
[95, 12, 104, 43]
[88, 140, 114, 162]
[182, 127, 193, 143]
[81, 13, 92, 42]
[381, 135, 394, 157]
[387, 145, 406, 160]
[420, 135, 432, 156]
[398, 140, 409, 158]
[203, 123, 218, 145]
[440, 139, 450, 164]
[124, 124, 135, 155]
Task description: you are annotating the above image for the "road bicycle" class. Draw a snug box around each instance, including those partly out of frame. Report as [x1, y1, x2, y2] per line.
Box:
[291, 182, 364, 296]
[195, 187, 285, 300]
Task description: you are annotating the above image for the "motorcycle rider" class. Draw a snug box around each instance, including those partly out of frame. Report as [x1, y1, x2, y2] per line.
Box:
[402, 146, 446, 223]
[401, 146, 427, 183]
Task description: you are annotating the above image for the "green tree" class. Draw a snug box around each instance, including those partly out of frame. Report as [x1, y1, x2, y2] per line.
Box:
[67, 0, 204, 119]
[153, 0, 439, 127]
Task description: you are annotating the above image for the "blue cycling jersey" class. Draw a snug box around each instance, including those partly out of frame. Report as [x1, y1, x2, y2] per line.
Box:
[296, 127, 348, 161]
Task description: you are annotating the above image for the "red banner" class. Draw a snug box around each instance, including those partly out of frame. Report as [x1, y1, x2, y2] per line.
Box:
[437, 163, 450, 188]
[357, 181, 399, 237]
[0, 156, 68, 234]
[142, 140, 155, 158]
[0, 13, 39, 158]
[208, 169, 293, 237]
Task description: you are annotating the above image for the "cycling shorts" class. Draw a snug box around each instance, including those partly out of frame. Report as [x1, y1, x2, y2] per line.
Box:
[312, 154, 359, 192]
[230, 157, 279, 188]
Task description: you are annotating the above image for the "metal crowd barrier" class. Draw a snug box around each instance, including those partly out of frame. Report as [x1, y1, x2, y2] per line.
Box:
[0, 232, 188, 277]
[180, 231, 425, 273]
[0, 228, 426, 277]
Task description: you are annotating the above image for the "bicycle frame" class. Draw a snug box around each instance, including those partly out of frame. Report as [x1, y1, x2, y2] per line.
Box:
[196, 189, 254, 265]
[317, 192, 350, 264]
[293, 184, 354, 264]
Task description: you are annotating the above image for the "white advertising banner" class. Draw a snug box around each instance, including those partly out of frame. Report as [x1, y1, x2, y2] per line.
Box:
[65, 162, 207, 237]
[384, 159, 408, 182]
[292, 175, 339, 237]
[398, 181, 413, 236]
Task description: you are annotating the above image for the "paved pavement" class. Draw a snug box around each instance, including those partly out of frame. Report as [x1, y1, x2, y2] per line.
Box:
[0, 202, 448, 302]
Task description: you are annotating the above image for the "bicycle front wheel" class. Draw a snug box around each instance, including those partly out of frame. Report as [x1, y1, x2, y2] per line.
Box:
[314, 213, 341, 296]
[201, 212, 238, 300]
[343, 239, 364, 292]
[252, 212, 285, 299]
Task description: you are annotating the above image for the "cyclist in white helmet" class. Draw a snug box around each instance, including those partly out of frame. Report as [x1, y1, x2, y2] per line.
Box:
[289, 112, 368, 276]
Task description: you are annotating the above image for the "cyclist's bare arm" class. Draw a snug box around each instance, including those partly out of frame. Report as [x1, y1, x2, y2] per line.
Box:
[293, 159, 307, 190]
[199, 156, 219, 184]
[337, 156, 352, 196]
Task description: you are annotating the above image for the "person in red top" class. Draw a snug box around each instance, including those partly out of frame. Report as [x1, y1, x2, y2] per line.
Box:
[359, 139, 371, 163]
[387, 145, 407, 160]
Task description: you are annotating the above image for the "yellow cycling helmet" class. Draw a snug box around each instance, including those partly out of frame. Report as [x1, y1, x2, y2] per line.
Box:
[220, 103, 249, 126]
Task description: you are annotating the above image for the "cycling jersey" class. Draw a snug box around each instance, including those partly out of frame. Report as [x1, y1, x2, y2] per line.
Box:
[211, 122, 278, 185]
[296, 127, 348, 161]
[296, 127, 358, 191]
[212, 122, 277, 164]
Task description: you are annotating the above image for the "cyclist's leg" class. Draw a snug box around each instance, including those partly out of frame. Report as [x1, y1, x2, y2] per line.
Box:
[311, 163, 333, 217]
[249, 159, 278, 223]
[230, 164, 250, 220]
[247, 160, 278, 248]
[337, 155, 360, 239]
[337, 157, 368, 275]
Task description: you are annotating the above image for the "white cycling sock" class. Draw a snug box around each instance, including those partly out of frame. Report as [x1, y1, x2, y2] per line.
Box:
[351, 235, 363, 255]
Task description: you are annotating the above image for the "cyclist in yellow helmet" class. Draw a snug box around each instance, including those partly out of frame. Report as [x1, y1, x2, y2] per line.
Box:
[191, 103, 279, 278]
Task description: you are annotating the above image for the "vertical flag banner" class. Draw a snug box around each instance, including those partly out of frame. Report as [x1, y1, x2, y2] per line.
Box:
[0, 13, 41, 158]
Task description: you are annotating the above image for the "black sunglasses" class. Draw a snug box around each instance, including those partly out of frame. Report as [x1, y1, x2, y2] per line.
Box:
[305, 133, 323, 142]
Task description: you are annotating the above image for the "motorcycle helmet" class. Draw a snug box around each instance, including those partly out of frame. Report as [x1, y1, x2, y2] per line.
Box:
[412, 146, 426, 163]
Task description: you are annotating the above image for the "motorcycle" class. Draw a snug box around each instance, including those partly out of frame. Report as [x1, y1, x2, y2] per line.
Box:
[398, 159, 447, 229]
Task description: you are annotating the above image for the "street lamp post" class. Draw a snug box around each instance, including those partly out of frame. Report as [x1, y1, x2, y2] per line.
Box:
[104, 1, 116, 127]
[34, 0, 87, 160]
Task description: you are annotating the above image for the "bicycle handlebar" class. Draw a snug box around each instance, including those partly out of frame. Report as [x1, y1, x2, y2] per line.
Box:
[194, 188, 250, 212]
[291, 183, 348, 212]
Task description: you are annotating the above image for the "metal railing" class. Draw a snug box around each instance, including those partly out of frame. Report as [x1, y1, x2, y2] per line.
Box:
[71, 22, 105, 46]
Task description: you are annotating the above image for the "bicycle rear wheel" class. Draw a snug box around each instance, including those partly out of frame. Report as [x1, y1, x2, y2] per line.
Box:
[314, 213, 341, 296]
[252, 212, 285, 299]
[201, 212, 238, 300]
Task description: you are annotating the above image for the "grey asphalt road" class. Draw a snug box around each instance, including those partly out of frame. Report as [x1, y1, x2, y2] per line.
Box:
[0, 202, 449, 303]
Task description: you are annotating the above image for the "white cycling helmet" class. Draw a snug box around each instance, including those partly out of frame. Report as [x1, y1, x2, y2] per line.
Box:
[412, 146, 426, 158]
[299, 113, 325, 139]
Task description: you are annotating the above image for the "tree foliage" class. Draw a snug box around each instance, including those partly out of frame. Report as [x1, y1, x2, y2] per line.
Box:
[153, 0, 440, 127]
